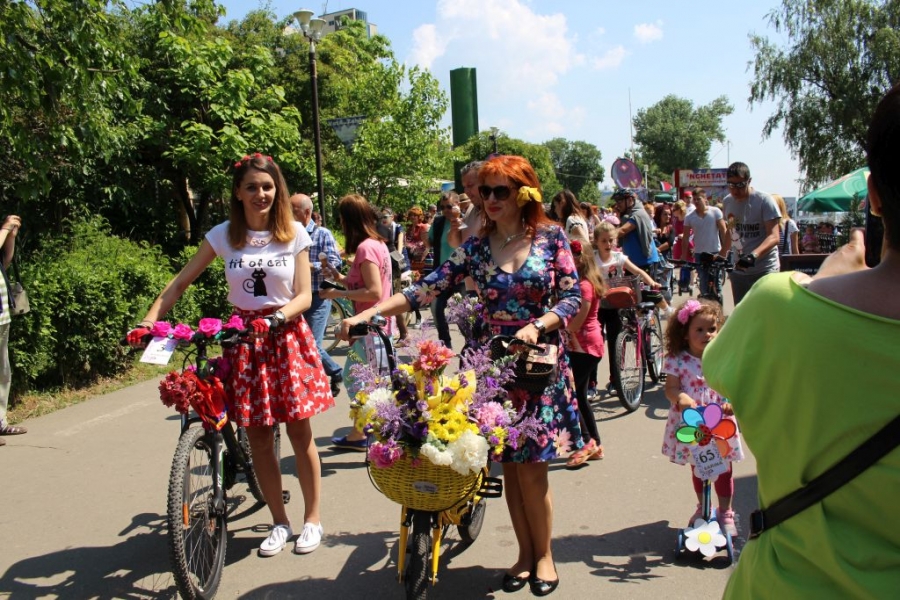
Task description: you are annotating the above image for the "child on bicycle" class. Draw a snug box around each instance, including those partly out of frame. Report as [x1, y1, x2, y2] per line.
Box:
[593, 221, 665, 395]
[662, 298, 743, 536]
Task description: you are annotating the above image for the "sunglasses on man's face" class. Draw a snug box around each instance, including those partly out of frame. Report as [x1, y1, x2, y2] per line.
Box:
[727, 180, 749, 189]
[439, 204, 455, 210]
[478, 185, 513, 201]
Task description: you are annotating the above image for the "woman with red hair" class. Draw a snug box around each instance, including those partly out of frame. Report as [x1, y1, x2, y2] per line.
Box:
[341, 155, 581, 596]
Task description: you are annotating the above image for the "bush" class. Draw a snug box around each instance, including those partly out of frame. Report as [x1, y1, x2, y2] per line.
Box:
[8, 217, 201, 394]
[176, 245, 230, 320]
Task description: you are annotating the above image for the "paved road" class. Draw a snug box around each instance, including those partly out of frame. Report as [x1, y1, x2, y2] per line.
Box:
[0, 288, 755, 600]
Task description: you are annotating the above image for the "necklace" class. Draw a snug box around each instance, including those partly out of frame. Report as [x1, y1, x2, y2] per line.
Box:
[498, 230, 527, 251]
[246, 232, 273, 247]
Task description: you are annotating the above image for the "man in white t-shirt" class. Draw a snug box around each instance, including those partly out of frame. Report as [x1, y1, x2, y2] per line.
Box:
[682, 187, 727, 296]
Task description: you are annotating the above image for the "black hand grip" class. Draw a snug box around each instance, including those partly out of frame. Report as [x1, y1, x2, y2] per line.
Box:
[349, 323, 370, 337]
[321, 279, 346, 291]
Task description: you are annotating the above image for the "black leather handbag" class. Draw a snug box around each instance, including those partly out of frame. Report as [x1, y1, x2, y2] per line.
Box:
[489, 335, 558, 394]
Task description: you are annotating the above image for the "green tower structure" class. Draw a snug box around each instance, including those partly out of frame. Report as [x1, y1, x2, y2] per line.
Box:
[450, 68, 479, 191]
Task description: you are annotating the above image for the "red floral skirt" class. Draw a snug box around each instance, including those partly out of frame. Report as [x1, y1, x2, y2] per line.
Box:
[224, 308, 334, 427]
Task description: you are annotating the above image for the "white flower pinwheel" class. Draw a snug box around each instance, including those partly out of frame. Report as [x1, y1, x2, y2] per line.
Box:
[684, 519, 726, 557]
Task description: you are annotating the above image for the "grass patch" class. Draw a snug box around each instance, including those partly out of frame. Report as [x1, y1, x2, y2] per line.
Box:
[7, 361, 171, 424]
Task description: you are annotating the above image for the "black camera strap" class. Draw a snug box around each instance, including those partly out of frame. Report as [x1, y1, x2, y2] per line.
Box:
[749, 414, 900, 538]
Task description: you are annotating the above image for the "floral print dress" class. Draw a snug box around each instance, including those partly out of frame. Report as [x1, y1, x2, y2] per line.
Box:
[403, 224, 583, 463]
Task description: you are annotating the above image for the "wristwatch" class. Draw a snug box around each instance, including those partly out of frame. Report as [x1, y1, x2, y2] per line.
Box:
[531, 319, 546, 334]
[271, 310, 287, 327]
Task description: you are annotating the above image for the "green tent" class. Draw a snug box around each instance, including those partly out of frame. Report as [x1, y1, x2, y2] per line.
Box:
[798, 167, 869, 213]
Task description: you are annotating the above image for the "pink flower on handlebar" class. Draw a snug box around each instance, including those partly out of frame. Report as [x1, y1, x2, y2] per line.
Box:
[197, 318, 223, 337]
[172, 323, 194, 341]
[224, 315, 245, 330]
[150, 321, 172, 337]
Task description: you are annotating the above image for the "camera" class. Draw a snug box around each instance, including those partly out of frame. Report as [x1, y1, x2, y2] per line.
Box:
[320, 279, 346, 291]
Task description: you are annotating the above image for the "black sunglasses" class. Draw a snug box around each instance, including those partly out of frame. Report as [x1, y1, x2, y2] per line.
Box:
[439, 204, 454, 210]
[478, 185, 513, 201]
[727, 181, 749, 189]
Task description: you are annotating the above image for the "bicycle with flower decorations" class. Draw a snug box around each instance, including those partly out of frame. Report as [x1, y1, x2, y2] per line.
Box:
[674, 403, 737, 564]
[348, 316, 513, 600]
[131, 317, 287, 600]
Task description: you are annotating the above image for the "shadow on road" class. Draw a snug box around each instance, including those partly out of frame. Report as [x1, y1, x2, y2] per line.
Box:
[0, 512, 177, 599]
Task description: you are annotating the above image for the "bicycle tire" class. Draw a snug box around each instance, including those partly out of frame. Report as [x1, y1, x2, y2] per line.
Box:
[614, 330, 644, 412]
[167, 425, 226, 600]
[457, 498, 486, 545]
[645, 311, 664, 384]
[324, 299, 348, 352]
[406, 510, 431, 600]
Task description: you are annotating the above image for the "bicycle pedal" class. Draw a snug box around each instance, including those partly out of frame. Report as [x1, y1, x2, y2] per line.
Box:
[479, 476, 503, 498]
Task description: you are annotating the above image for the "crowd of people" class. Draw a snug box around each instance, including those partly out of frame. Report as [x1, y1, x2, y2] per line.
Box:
[106, 83, 900, 597]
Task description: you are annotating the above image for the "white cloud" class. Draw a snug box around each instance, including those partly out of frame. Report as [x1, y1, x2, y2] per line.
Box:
[596, 26, 606, 36]
[634, 20, 663, 44]
[525, 93, 586, 137]
[592, 46, 628, 70]
[410, 0, 584, 88]
[409, 24, 450, 69]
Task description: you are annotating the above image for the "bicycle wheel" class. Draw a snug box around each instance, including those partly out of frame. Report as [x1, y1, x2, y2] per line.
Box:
[324, 299, 348, 352]
[614, 330, 644, 412]
[167, 425, 226, 600]
[457, 498, 486, 545]
[645, 311, 664, 384]
[406, 510, 431, 600]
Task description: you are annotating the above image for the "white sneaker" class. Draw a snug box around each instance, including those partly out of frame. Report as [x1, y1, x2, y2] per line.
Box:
[294, 522, 324, 554]
[259, 524, 292, 556]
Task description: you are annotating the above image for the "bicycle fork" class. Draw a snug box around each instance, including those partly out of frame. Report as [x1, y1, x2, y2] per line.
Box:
[397, 507, 441, 585]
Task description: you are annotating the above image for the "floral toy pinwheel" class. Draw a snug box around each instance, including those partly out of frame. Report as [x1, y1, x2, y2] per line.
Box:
[675, 403, 736, 458]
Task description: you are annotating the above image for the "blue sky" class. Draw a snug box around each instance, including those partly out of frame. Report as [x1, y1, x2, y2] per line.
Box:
[217, 0, 804, 197]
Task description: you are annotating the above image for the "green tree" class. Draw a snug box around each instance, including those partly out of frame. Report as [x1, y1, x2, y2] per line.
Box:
[543, 138, 604, 203]
[632, 95, 734, 175]
[461, 131, 559, 194]
[749, 0, 900, 189]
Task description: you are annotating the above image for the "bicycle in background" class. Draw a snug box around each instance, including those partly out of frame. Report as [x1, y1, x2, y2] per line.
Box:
[671, 254, 732, 306]
[605, 276, 666, 413]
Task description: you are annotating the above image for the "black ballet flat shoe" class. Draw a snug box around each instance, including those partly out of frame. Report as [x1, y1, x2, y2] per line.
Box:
[502, 572, 529, 593]
[529, 571, 559, 597]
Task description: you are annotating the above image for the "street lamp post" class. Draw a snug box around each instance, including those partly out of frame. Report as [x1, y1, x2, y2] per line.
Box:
[294, 9, 328, 223]
[489, 127, 499, 154]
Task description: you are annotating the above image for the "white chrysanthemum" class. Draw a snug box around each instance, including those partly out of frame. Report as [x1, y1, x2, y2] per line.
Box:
[420, 442, 453, 467]
[446, 429, 489, 475]
[359, 387, 393, 421]
[684, 519, 727, 557]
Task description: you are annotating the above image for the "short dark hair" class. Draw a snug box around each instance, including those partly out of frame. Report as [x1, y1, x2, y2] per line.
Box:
[726, 162, 750, 179]
[866, 83, 900, 250]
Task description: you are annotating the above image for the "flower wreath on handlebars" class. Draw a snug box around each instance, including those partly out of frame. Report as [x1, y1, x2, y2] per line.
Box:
[151, 317, 244, 432]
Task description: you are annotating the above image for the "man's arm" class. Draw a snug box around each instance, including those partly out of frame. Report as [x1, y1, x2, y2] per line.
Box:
[716, 217, 728, 258]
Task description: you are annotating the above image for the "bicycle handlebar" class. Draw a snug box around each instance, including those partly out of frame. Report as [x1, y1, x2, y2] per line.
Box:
[120, 327, 252, 348]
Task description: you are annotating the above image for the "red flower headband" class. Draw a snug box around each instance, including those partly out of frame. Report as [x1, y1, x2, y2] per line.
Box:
[234, 152, 274, 169]
[570, 239, 583, 255]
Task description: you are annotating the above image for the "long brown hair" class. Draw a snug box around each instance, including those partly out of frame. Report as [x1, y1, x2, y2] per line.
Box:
[228, 154, 295, 248]
[338, 194, 385, 253]
[570, 240, 606, 298]
[553, 189, 585, 222]
[478, 155, 554, 236]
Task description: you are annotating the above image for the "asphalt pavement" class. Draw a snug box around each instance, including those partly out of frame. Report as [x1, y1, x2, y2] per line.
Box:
[0, 285, 755, 600]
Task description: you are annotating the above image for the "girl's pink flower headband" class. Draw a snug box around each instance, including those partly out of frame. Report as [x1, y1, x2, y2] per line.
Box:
[677, 299, 702, 325]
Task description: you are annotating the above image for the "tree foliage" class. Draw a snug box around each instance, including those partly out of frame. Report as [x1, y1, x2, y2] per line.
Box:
[632, 95, 733, 176]
[460, 132, 558, 195]
[542, 138, 604, 203]
[749, 0, 900, 189]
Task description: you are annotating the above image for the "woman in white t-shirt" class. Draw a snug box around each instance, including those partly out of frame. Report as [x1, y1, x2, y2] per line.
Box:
[128, 153, 334, 557]
[553, 189, 591, 246]
[773, 194, 799, 255]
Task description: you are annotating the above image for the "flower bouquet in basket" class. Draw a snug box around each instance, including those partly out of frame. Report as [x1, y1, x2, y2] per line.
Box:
[154, 317, 242, 431]
[350, 336, 530, 476]
[445, 292, 483, 341]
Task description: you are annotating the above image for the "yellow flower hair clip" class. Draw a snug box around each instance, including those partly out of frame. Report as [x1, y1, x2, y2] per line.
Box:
[516, 186, 542, 207]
